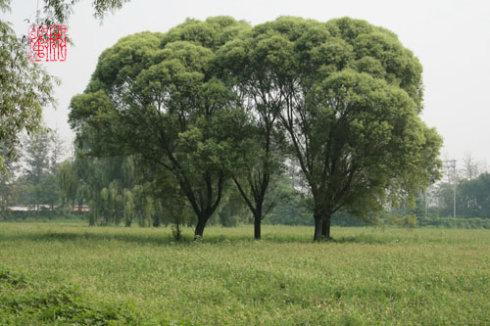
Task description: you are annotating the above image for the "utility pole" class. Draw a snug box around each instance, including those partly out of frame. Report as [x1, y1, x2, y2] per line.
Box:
[444, 159, 457, 218]
[453, 180, 456, 218]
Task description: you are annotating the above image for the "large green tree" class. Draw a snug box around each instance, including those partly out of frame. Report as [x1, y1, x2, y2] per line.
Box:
[218, 17, 442, 240]
[70, 17, 250, 238]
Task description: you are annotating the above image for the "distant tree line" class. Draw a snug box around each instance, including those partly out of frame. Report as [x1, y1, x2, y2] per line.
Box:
[411, 156, 490, 219]
[4, 131, 489, 231]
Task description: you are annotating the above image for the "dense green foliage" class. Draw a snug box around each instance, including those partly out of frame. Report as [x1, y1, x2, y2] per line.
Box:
[0, 222, 489, 324]
[69, 16, 442, 240]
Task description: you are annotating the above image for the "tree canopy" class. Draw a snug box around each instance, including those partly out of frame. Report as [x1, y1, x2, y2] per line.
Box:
[217, 17, 441, 239]
[70, 17, 252, 238]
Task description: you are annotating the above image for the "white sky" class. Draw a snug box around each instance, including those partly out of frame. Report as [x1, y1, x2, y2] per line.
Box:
[5, 0, 490, 168]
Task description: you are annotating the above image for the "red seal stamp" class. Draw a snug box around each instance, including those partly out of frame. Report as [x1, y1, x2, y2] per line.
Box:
[28, 24, 68, 62]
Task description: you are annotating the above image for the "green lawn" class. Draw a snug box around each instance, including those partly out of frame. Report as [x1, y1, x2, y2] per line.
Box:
[0, 222, 489, 325]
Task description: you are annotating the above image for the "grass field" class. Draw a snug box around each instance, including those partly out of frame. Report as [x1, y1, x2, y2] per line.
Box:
[0, 222, 489, 325]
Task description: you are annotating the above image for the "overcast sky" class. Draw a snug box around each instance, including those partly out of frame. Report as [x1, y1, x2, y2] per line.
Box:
[5, 0, 490, 168]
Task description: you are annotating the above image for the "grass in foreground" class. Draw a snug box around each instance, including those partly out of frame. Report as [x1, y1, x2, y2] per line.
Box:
[0, 222, 489, 325]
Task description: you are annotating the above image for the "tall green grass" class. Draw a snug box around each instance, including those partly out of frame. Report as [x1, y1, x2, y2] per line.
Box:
[0, 223, 489, 324]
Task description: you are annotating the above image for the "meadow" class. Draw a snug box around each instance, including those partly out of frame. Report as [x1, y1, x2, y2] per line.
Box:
[0, 222, 489, 325]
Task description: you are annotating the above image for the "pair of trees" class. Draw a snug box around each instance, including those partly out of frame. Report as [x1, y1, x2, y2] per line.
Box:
[69, 16, 442, 240]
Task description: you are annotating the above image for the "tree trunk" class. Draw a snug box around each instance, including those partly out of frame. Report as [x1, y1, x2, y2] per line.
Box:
[153, 215, 161, 227]
[313, 212, 323, 241]
[254, 212, 261, 240]
[194, 217, 207, 240]
[321, 213, 332, 240]
[89, 199, 97, 226]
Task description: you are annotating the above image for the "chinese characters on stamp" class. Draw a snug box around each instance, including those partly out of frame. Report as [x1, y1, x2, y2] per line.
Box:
[28, 24, 68, 62]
